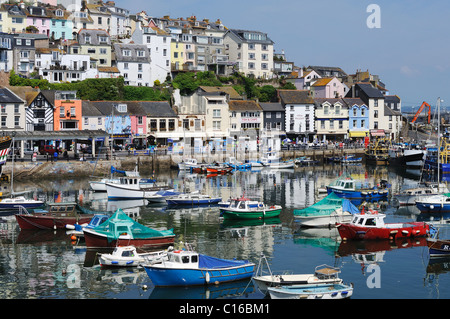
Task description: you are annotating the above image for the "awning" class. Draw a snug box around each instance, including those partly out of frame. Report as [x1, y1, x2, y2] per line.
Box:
[370, 129, 386, 137]
[349, 131, 369, 137]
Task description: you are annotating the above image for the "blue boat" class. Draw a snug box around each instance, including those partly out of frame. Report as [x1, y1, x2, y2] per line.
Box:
[326, 176, 390, 200]
[415, 193, 450, 213]
[65, 213, 110, 235]
[142, 248, 255, 286]
[165, 193, 221, 206]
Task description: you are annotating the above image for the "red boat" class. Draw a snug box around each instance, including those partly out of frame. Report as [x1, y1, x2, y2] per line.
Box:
[336, 212, 430, 240]
[206, 166, 233, 174]
[15, 202, 95, 230]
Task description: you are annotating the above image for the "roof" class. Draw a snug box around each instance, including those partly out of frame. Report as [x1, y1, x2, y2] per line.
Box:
[78, 29, 110, 45]
[311, 77, 334, 87]
[141, 101, 177, 117]
[341, 98, 367, 107]
[227, 29, 274, 45]
[97, 66, 120, 73]
[384, 105, 402, 117]
[278, 90, 314, 104]
[198, 86, 242, 100]
[7, 86, 39, 106]
[0, 87, 24, 104]
[85, 101, 176, 117]
[113, 43, 151, 63]
[259, 102, 284, 112]
[228, 100, 262, 111]
[354, 83, 384, 98]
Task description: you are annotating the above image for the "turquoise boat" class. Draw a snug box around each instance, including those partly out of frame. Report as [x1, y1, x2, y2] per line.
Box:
[220, 196, 282, 220]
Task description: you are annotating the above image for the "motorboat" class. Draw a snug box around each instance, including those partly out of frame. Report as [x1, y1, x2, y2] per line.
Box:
[415, 193, 450, 213]
[83, 209, 175, 249]
[392, 183, 448, 206]
[0, 196, 44, 209]
[65, 214, 110, 237]
[326, 176, 390, 200]
[219, 196, 281, 220]
[142, 244, 255, 286]
[15, 202, 95, 230]
[267, 283, 353, 299]
[106, 177, 171, 200]
[98, 245, 171, 267]
[252, 254, 343, 295]
[165, 193, 221, 206]
[336, 211, 431, 240]
[178, 158, 200, 170]
[293, 193, 359, 227]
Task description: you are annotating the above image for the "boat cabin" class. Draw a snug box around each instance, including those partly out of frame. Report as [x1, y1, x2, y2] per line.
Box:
[333, 179, 356, 191]
[229, 198, 264, 210]
[32, 202, 78, 217]
[112, 246, 138, 258]
[166, 250, 199, 269]
[87, 214, 109, 228]
[350, 213, 386, 228]
[314, 265, 341, 281]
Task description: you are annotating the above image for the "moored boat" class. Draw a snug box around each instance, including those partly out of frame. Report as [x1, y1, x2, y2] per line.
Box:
[392, 183, 448, 206]
[83, 209, 175, 249]
[415, 193, 450, 213]
[252, 254, 343, 295]
[219, 196, 281, 220]
[326, 175, 390, 200]
[293, 193, 359, 227]
[427, 236, 450, 258]
[98, 245, 170, 267]
[142, 245, 255, 286]
[106, 177, 171, 200]
[267, 283, 353, 299]
[336, 211, 431, 240]
[15, 202, 95, 230]
[0, 196, 44, 209]
[165, 193, 221, 206]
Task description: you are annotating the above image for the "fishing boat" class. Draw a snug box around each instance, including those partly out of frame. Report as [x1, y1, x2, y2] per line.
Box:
[392, 183, 448, 206]
[252, 254, 343, 295]
[219, 196, 281, 220]
[225, 157, 251, 170]
[388, 146, 426, 168]
[326, 175, 390, 200]
[293, 193, 359, 227]
[98, 245, 170, 267]
[89, 165, 141, 192]
[365, 137, 390, 165]
[106, 177, 171, 200]
[267, 283, 353, 299]
[165, 192, 221, 206]
[0, 196, 44, 209]
[336, 211, 431, 240]
[83, 209, 175, 249]
[178, 158, 200, 170]
[261, 152, 294, 169]
[294, 156, 319, 166]
[15, 202, 95, 230]
[206, 164, 233, 174]
[142, 244, 255, 286]
[340, 155, 362, 164]
[415, 193, 450, 213]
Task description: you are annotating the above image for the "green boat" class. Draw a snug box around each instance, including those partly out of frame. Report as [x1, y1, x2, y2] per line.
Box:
[220, 196, 282, 220]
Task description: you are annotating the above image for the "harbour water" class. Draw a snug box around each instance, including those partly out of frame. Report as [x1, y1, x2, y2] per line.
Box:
[1, 164, 450, 301]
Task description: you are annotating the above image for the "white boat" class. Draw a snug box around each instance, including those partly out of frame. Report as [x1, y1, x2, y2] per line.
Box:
[268, 160, 295, 169]
[146, 190, 180, 203]
[98, 245, 170, 267]
[268, 283, 353, 299]
[0, 196, 44, 209]
[293, 193, 359, 227]
[165, 192, 222, 206]
[106, 177, 172, 200]
[261, 152, 294, 169]
[392, 183, 448, 206]
[178, 158, 200, 170]
[89, 166, 141, 192]
[252, 255, 343, 295]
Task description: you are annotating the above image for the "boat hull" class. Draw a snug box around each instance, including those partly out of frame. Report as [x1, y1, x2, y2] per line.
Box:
[220, 207, 281, 220]
[389, 150, 425, 168]
[15, 214, 94, 230]
[166, 198, 221, 206]
[337, 222, 430, 240]
[143, 263, 255, 286]
[0, 201, 43, 209]
[427, 238, 450, 257]
[295, 213, 353, 228]
[268, 283, 353, 299]
[83, 228, 175, 249]
[326, 187, 388, 200]
[416, 201, 450, 213]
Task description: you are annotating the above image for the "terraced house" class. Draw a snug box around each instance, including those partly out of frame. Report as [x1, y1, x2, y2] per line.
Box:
[76, 29, 112, 68]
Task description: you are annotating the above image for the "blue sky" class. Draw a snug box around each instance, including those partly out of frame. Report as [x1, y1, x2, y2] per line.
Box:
[116, 0, 450, 109]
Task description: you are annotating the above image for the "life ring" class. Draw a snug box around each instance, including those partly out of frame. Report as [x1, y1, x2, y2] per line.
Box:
[270, 206, 275, 209]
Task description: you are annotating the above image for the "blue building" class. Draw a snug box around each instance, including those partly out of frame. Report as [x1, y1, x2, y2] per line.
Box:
[346, 98, 369, 140]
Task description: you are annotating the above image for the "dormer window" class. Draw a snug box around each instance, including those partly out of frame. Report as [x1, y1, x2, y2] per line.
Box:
[56, 9, 63, 17]
[116, 104, 127, 113]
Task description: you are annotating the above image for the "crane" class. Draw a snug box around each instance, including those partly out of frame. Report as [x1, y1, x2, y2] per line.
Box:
[411, 101, 431, 124]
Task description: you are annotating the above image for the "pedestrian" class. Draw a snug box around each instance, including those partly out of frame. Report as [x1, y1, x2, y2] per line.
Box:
[54, 151, 58, 162]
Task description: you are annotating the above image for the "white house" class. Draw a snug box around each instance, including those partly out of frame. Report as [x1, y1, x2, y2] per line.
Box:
[279, 90, 315, 143]
[113, 43, 151, 86]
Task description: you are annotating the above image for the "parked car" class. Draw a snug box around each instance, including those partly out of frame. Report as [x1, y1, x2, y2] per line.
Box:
[39, 145, 60, 155]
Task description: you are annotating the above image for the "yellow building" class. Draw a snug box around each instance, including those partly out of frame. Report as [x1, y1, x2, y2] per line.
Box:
[0, 3, 28, 34]
[171, 39, 185, 72]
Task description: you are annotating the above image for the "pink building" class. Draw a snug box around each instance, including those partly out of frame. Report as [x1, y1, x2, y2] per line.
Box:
[26, 5, 51, 37]
[311, 77, 349, 99]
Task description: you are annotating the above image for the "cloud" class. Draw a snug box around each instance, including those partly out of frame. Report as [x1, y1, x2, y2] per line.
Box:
[400, 66, 419, 77]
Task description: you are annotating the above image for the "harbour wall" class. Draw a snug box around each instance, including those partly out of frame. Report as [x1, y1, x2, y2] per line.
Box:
[5, 148, 366, 180]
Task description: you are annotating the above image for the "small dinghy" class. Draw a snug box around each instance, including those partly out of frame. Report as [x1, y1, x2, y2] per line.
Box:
[98, 245, 171, 267]
[268, 283, 354, 299]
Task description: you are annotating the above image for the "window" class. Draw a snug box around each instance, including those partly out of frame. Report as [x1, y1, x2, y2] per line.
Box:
[213, 109, 221, 118]
[85, 35, 91, 44]
[248, 53, 255, 60]
[213, 120, 221, 130]
[137, 116, 143, 125]
[98, 117, 101, 125]
[70, 107, 76, 116]
[374, 110, 378, 118]
[159, 119, 166, 131]
[137, 50, 145, 57]
[123, 63, 128, 69]
[123, 49, 131, 56]
[60, 107, 65, 117]
[12, 17, 23, 24]
[1, 116, 5, 127]
[98, 17, 102, 24]
[168, 119, 175, 131]
[138, 64, 142, 72]
[14, 104, 19, 113]
[100, 48, 107, 54]
[14, 116, 19, 127]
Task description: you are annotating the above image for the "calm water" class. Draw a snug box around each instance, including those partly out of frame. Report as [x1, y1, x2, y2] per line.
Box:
[1, 164, 449, 300]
